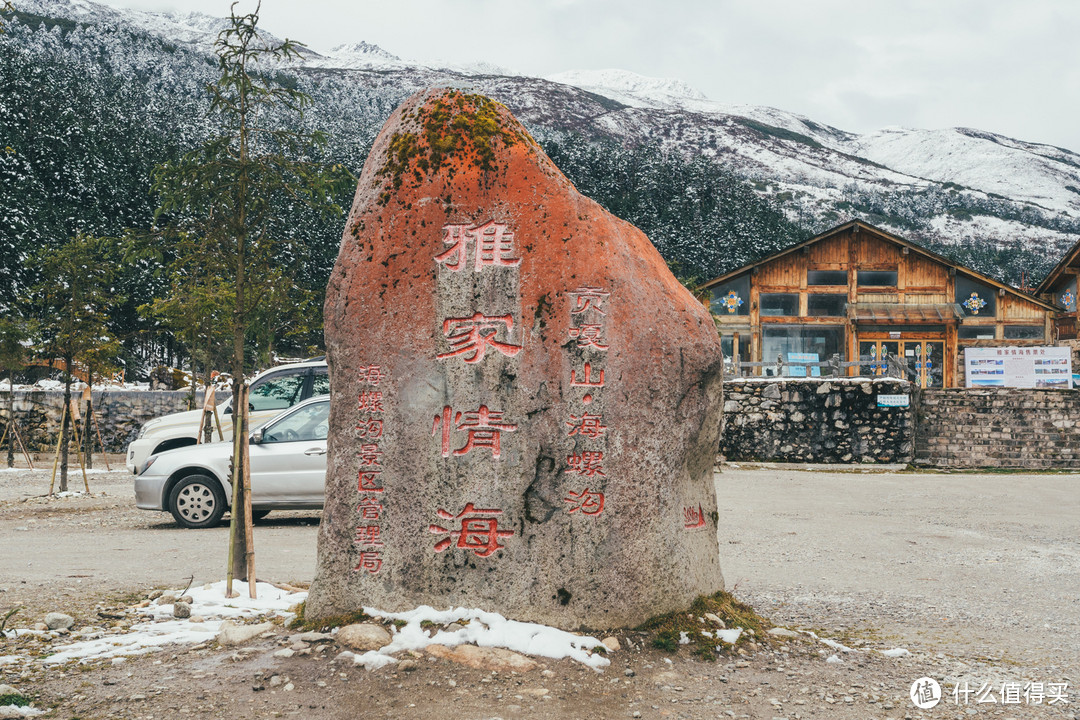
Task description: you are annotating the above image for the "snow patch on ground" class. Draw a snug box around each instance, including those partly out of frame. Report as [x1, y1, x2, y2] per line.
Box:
[354, 605, 611, 672]
[35, 581, 610, 671]
[0, 704, 45, 717]
[803, 630, 858, 653]
[42, 581, 300, 665]
[716, 628, 743, 644]
[879, 647, 911, 657]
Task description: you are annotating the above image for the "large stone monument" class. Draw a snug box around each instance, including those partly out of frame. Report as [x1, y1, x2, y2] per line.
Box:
[306, 89, 725, 629]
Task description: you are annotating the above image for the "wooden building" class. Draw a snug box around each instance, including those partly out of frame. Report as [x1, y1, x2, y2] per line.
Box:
[1035, 239, 1080, 341]
[698, 221, 1058, 388]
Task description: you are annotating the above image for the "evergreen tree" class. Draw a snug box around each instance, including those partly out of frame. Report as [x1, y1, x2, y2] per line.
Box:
[150, 2, 351, 593]
[24, 233, 121, 491]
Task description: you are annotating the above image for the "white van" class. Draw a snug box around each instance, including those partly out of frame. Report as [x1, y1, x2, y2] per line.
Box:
[125, 358, 328, 474]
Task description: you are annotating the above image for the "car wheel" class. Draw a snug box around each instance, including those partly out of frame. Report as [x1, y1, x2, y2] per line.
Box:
[168, 474, 227, 529]
[251, 509, 271, 522]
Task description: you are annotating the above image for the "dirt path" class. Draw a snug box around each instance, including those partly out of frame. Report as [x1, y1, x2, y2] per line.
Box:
[1, 466, 1077, 719]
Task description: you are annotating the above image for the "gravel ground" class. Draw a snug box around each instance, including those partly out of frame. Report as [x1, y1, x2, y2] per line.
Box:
[0, 464, 1077, 719]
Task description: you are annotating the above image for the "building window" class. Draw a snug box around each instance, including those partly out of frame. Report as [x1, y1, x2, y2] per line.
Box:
[955, 275, 996, 317]
[807, 294, 847, 317]
[762, 325, 845, 375]
[958, 326, 996, 340]
[1003, 325, 1044, 340]
[857, 270, 897, 287]
[718, 328, 751, 371]
[808, 270, 847, 286]
[759, 293, 799, 316]
[709, 274, 749, 316]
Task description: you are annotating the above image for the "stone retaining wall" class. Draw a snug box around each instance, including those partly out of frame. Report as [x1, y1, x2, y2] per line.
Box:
[915, 388, 1080, 469]
[721, 378, 915, 464]
[0, 390, 204, 454]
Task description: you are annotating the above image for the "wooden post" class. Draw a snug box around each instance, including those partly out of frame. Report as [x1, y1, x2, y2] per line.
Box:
[90, 402, 110, 471]
[82, 386, 93, 470]
[49, 404, 67, 496]
[226, 384, 256, 599]
[197, 386, 216, 444]
[69, 397, 89, 493]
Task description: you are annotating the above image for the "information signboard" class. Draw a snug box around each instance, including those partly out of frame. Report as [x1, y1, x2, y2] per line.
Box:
[964, 346, 1072, 389]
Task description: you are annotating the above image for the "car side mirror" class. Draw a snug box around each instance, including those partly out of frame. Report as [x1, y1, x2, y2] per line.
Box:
[250, 429, 263, 445]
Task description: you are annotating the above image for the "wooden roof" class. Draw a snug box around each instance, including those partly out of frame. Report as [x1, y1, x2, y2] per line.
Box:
[698, 220, 1059, 312]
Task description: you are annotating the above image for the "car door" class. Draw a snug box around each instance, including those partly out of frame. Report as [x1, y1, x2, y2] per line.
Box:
[247, 400, 329, 506]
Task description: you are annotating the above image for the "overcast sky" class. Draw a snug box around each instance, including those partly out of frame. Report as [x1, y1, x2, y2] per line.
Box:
[101, 0, 1080, 152]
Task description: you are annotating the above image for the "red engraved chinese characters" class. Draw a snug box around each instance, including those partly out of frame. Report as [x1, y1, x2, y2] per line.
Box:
[429, 504, 514, 558]
[567, 450, 605, 477]
[357, 497, 384, 520]
[356, 418, 383, 439]
[355, 551, 383, 574]
[564, 488, 605, 515]
[683, 504, 707, 530]
[358, 471, 383, 493]
[358, 365, 387, 386]
[354, 525, 384, 547]
[432, 405, 518, 459]
[568, 324, 609, 350]
[358, 391, 384, 413]
[570, 362, 604, 387]
[570, 287, 610, 315]
[436, 312, 523, 363]
[566, 412, 607, 439]
[435, 220, 521, 272]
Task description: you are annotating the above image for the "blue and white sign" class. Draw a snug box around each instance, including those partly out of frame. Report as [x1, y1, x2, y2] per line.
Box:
[877, 394, 910, 408]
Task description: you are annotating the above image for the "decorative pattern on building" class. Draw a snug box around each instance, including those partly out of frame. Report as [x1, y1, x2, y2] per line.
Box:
[962, 292, 987, 315]
[1060, 289, 1076, 312]
[721, 290, 743, 314]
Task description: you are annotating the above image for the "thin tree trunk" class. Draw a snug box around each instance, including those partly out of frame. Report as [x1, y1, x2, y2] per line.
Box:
[59, 356, 72, 493]
[6, 377, 14, 469]
[84, 375, 93, 470]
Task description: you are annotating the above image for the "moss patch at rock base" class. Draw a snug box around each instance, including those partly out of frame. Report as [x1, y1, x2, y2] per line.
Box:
[288, 601, 372, 632]
[636, 590, 772, 661]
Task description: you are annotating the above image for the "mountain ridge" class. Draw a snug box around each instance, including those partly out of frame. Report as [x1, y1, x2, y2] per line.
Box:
[6, 0, 1080, 285]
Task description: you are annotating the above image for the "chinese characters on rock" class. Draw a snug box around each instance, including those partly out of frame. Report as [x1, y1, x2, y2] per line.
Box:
[563, 287, 611, 516]
[430, 221, 522, 558]
[354, 365, 388, 574]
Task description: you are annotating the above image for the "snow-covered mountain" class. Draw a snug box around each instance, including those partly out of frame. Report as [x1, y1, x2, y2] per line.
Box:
[8, 0, 1080, 267]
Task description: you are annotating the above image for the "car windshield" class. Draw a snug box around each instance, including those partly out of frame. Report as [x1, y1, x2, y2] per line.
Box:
[249, 372, 306, 412]
[261, 402, 329, 443]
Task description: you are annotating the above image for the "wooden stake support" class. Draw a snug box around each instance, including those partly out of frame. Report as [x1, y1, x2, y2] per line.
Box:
[226, 383, 256, 599]
[48, 404, 67, 496]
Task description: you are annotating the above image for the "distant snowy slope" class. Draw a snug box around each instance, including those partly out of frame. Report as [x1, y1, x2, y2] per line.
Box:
[848, 127, 1080, 216]
[546, 68, 709, 110]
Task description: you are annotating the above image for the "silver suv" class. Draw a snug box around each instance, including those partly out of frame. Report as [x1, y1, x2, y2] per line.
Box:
[125, 358, 328, 474]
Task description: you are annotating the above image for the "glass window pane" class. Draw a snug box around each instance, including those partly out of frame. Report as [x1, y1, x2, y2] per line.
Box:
[807, 294, 847, 317]
[261, 401, 330, 443]
[709, 274, 750, 316]
[857, 270, 897, 287]
[958, 326, 996, 340]
[762, 326, 845, 376]
[311, 370, 330, 397]
[249, 372, 307, 412]
[1003, 325, 1044, 340]
[955, 275, 997, 317]
[807, 270, 847, 286]
[760, 293, 799, 316]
